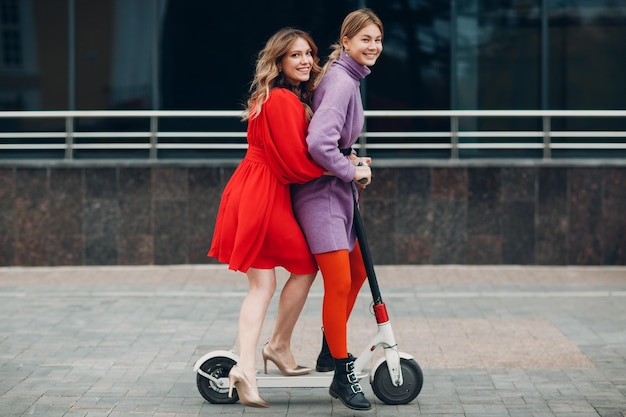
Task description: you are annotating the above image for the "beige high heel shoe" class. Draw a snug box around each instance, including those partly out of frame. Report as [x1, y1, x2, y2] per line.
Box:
[227, 365, 269, 408]
[262, 342, 312, 376]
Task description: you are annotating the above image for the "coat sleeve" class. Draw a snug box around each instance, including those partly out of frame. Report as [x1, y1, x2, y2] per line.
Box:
[262, 89, 325, 184]
[306, 77, 357, 183]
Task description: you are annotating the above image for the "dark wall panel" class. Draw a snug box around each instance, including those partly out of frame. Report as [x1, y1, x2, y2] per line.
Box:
[1, 165, 624, 266]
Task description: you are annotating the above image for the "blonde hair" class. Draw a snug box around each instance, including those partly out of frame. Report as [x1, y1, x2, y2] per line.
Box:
[317, 8, 384, 84]
[243, 28, 321, 121]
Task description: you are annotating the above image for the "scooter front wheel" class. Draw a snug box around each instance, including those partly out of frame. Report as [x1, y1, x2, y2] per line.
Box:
[196, 356, 238, 404]
[371, 357, 423, 405]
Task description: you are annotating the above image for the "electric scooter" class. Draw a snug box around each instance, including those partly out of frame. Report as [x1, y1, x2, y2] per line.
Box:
[194, 188, 424, 405]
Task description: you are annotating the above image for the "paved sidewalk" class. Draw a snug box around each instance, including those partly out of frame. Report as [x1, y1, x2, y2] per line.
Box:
[0, 264, 625, 417]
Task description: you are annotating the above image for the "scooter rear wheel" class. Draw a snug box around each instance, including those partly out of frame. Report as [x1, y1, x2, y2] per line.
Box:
[371, 357, 423, 405]
[196, 356, 238, 404]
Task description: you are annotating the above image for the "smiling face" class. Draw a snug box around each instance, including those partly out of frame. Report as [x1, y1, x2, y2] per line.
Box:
[278, 37, 315, 86]
[342, 23, 383, 67]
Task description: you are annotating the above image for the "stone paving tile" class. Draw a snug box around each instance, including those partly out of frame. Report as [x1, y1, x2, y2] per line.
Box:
[0, 265, 625, 416]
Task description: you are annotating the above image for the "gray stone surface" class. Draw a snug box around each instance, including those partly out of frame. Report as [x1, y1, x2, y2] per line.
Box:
[1, 265, 625, 416]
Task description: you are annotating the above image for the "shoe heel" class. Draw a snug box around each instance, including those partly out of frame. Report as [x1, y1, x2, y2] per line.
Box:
[227, 364, 269, 408]
[262, 343, 270, 374]
[262, 342, 311, 376]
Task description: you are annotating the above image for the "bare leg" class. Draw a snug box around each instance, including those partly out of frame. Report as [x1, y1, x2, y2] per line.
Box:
[266, 272, 316, 367]
[236, 267, 276, 391]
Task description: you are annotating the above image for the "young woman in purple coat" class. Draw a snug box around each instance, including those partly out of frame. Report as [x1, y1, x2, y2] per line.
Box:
[291, 8, 383, 411]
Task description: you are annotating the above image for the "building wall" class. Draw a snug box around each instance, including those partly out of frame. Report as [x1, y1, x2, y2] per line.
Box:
[1, 165, 624, 266]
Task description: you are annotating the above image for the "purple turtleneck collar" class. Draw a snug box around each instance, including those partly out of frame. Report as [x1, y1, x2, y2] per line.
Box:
[333, 51, 371, 80]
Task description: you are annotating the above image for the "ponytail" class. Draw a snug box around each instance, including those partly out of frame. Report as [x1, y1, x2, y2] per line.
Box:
[315, 44, 342, 87]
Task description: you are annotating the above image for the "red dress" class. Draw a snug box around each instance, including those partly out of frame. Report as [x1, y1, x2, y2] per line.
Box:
[208, 88, 325, 273]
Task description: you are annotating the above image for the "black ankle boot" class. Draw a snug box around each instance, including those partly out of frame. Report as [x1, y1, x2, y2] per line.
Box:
[316, 332, 334, 372]
[329, 357, 372, 410]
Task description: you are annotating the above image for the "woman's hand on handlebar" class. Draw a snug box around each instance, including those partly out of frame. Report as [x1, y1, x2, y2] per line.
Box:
[349, 154, 372, 167]
[354, 165, 371, 188]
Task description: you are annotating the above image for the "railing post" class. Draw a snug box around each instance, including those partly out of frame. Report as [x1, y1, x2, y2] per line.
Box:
[65, 115, 74, 160]
[543, 115, 551, 160]
[450, 115, 459, 160]
[359, 130, 368, 157]
[150, 114, 158, 160]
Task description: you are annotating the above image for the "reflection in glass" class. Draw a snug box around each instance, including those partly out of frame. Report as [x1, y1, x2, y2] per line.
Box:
[1, 0, 626, 161]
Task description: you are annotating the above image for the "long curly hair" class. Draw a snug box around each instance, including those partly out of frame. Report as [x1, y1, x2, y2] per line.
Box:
[243, 28, 321, 121]
[317, 8, 384, 86]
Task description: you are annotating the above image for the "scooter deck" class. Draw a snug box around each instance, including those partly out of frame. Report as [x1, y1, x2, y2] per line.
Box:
[256, 369, 369, 388]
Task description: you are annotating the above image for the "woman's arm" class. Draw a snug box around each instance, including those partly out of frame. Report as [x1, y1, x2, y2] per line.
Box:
[263, 88, 325, 184]
[306, 80, 357, 182]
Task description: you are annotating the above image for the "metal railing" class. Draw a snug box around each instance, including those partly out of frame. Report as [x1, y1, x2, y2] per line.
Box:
[0, 110, 625, 164]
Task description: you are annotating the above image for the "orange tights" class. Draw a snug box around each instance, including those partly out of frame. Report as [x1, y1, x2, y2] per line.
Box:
[314, 242, 367, 359]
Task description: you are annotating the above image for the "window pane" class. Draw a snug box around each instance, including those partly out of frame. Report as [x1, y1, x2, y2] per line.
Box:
[0, 0, 67, 160]
[549, 1, 626, 111]
[72, 0, 155, 159]
[157, 0, 356, 159]
[0, 0, 67, 111]
[455, 0, 542, 111]
[364, 1, 452, 159]
[549, 0, 626, 158]
[75, 0, 154, 111]
[456, 0, 542, 158]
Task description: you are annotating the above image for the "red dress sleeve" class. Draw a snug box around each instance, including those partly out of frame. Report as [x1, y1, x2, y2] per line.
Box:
[261, 89, 325, 184]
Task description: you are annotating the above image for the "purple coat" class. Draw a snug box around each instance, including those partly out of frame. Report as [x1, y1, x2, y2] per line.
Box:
[292, 53, 371, 254]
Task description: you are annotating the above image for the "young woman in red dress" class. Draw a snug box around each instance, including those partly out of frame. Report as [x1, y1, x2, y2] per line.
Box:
[208, 28, 325, 408]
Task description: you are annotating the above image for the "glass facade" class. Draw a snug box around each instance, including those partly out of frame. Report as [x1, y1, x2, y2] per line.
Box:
[1, 0, 625, 158]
